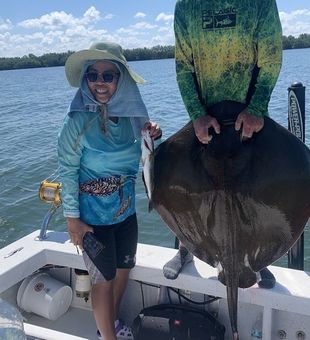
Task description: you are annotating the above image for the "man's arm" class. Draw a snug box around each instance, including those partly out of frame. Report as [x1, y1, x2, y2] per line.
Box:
[174, 0, 206, 121]
[175, 0, 220, 143]
[235, 0, 282, 139]
[246, 0, 283, 118]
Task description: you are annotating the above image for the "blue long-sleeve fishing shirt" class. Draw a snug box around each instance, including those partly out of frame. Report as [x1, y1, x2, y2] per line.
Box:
[58, 111, 141, 226]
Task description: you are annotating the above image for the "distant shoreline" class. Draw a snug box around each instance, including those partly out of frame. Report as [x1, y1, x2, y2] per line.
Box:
[0, 45, 176, 71]
[1, 34, 310, 71]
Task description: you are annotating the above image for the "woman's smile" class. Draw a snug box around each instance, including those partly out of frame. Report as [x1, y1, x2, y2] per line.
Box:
[86, 61, 119, 104]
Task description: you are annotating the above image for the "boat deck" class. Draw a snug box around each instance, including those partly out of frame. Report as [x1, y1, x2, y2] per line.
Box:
[24, 308, 96, 340]
[1, 230, 310, 340]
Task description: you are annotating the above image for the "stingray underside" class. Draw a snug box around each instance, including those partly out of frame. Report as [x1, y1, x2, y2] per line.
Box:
[152, 102, 310, 288]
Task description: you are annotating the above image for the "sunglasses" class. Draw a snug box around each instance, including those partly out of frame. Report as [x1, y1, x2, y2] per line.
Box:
[85, 71, 120, 83]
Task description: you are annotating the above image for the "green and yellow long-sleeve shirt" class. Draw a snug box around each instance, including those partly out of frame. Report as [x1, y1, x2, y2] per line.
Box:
[175, 0, 283, 120]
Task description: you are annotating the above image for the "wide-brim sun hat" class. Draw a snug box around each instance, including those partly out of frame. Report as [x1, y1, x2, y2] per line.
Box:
[65, 41, 145, 87]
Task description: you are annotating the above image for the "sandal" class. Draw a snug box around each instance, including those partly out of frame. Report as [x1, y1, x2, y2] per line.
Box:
[97, 329, 102, 340]
[115, 319, 134, 340]
[97, 319, 134, 340]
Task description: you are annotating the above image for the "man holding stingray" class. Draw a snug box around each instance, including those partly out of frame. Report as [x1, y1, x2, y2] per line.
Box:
[163, 0, 283, 289]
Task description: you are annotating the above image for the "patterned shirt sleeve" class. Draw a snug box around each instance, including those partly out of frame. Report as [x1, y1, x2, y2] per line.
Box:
[175, 0, 207, 121]
[247, 0, 282, 117]
[57, 113, 84, 218]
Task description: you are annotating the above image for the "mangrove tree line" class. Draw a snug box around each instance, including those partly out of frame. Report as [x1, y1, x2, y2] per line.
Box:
[0, 34, 310, 71]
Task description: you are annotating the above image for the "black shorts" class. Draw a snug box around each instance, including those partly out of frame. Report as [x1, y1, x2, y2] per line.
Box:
[82, 213, 138, 284]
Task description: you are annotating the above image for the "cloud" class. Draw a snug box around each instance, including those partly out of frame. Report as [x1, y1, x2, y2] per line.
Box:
[114, 16, 174, 48]
[0, 19, 13, 31]
[103, 14, 115, 20]
[279, 9, 310, 36]
[150, 34, 174, 46]
[152, 12, 174, 44]
[18, 6, 101, 30]
[0, 24, 110, 57]
[0, 6, 176, 57]
[18, 11, 76, 30]
[116, 27, 141, 36]
[156, 13, 174, 22]
[158, 26, 172, 33]
[116, 21, 157, 36]
[130, 22, 157, 30]
[82, 6, 101, 24]
[134, 12, 146, 19]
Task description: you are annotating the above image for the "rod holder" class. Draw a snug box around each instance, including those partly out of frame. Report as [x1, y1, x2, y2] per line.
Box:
[36, 204, 60, 241]
[287, 82, 306, 270]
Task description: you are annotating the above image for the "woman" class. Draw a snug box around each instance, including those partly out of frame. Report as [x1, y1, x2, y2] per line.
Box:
[58, 41, 161, 340]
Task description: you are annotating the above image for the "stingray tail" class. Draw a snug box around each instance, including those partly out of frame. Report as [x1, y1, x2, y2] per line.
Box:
[226, 269, 239, 339]
[224, 194, 240, 339]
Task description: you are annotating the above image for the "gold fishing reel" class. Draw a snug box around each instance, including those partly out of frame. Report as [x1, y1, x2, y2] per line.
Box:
[38, 180, 62, 205]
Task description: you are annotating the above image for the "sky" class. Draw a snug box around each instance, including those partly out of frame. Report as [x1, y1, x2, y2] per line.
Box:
[0, 0, 309, 58]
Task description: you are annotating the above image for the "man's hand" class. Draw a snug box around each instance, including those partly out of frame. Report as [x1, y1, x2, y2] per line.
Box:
[235, 109, 264, 140]
[193, 115, 221, 144]
[67, 218, 93, 250]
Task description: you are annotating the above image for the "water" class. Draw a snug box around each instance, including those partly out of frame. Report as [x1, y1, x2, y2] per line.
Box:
[0, 48, 310, 270]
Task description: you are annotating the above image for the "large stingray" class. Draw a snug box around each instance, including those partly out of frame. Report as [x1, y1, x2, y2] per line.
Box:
[144, 101, 310, 339]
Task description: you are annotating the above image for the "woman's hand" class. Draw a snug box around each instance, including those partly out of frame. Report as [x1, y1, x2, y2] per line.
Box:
[143, 121, 162, 140]
[67, 217, 93, 250]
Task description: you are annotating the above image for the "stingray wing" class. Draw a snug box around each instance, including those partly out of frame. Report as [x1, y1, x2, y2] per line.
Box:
[153, 122, 225, 269]
[243, 117, 310, 270]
